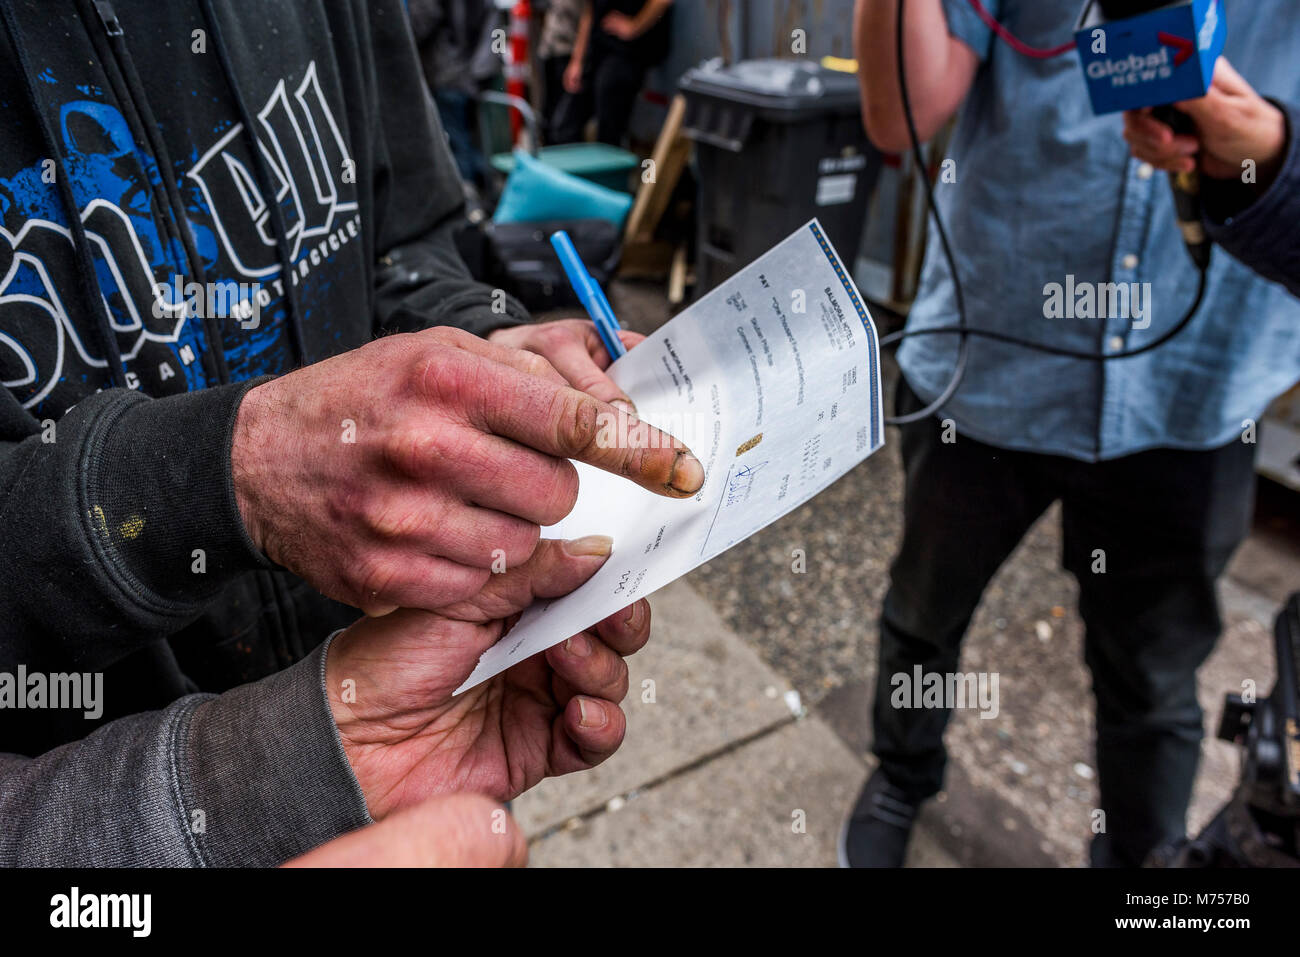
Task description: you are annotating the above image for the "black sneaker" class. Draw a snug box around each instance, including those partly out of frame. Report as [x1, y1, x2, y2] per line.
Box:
[838, 769, 922, 868]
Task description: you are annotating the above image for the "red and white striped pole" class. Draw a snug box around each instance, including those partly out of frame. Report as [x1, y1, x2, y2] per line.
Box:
[505, 0, 531, 142]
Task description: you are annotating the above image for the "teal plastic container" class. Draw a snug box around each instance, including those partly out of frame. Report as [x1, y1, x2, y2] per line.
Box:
[492, 150, 633, 228]
[490, 143, 639, 194]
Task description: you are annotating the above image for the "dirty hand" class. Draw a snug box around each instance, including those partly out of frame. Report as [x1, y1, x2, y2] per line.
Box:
[324, 537, 649, 819]
[231, 326, 701, 615]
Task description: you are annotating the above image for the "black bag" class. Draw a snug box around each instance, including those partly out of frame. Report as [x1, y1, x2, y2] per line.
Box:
[456, 218, 622, 313]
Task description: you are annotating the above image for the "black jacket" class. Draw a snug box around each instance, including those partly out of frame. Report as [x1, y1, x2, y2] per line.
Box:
[0, 0, 528, 756]
[1203, 100, 1300, 299]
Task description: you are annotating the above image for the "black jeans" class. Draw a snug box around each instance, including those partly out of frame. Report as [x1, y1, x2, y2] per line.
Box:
[872, 378, 1257, 866]
[551, 48, 646, 146]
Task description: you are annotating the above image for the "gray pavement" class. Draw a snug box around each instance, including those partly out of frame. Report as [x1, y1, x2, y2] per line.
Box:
[525, 281, 1299, 868]
[514, 579, 797, 839]
[516, 578, 960, 867]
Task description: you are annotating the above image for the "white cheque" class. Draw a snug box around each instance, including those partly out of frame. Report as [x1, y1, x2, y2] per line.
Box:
[456, 220, 885, 693]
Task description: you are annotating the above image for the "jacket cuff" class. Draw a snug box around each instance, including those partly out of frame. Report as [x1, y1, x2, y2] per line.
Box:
[390, 287, 533, 338]
[375, 242, 534, 338]
[173, 633, 371, 866]
[80, 378, 273, 619]
[1204, 100, 1298, 236]
[446, 287, 535, 338]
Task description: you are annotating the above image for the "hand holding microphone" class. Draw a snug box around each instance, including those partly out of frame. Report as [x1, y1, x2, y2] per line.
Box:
[1087, 0, 1231, 269]
[1123, 57, 1288, 187]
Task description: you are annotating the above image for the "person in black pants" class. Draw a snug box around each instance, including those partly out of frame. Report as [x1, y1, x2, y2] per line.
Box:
[845, 0, 1299, 871]
[538, 0, 584, 143]
[865, 378, 1256, 866]
[551, 0, 673, 147]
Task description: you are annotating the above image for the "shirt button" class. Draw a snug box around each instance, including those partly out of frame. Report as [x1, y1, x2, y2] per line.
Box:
[1121, 253, 1139, 270]
[1137, 162, 1155, 180]
[1108, 336, 1126, 352]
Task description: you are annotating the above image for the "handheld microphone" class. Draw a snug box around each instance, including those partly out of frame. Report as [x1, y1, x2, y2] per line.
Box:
[1149, 105, 1211, 269]
[1087, 0, 1215, 268]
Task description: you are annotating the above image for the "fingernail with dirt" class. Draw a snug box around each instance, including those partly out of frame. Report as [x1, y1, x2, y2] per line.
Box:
[669, 451, 705, 495]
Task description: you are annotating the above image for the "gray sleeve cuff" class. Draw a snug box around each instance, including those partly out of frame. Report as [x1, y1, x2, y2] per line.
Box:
[175, 632, 371, 867]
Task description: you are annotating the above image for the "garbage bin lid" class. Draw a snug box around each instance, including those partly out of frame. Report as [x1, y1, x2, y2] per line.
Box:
[678, 58, 861, 113]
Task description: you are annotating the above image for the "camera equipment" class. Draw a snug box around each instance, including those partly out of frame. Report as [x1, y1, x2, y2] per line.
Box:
[1150, 593, 1300, 867]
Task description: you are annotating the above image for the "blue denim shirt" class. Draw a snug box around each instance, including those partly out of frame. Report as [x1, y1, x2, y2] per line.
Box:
[898, 0, 1300, 461]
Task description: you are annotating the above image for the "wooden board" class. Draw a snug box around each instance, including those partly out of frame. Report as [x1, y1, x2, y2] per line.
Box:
[623, 94, 689, 245]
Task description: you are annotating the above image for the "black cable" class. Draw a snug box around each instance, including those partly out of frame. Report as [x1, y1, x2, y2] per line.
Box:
[881, 0, 1210, 427]
[885, 0, 970, 425]
[880, 267, 1208, 359]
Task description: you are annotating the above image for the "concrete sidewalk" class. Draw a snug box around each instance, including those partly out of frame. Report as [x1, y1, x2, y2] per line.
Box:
[515, 580, 957, 867]
[518, 548, 1282, 868]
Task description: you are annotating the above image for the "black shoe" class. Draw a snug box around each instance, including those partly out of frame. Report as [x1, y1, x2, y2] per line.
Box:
[838, 769, 922, 868]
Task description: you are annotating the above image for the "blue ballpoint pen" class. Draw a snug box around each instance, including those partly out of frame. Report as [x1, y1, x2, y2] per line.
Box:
[549, 230, 627, 362]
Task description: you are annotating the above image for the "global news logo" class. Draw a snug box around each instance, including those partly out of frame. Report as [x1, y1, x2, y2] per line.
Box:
[1086, 47, 1175, 88]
